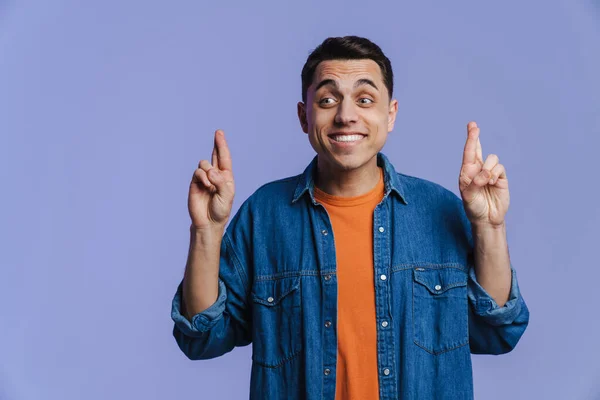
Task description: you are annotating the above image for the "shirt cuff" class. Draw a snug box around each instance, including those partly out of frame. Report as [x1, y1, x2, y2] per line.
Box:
[171, 279, 227, 337]
[468, 266, 523, 326]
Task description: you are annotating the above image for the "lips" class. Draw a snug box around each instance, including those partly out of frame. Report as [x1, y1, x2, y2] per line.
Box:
[327, 133, 367, 148]
[327, 132, 367, 138]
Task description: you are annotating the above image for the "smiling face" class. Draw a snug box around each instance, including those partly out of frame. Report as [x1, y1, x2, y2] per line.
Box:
[298, 59, 398, 175]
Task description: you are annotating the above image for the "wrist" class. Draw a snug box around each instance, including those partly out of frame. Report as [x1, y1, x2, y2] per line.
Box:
[190, 223, 225, 241]
[471, 220, 506, 233]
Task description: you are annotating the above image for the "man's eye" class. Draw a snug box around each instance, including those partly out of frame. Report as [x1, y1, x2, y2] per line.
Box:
[320, 98, 335, 105]
[359, 98, 374, 104]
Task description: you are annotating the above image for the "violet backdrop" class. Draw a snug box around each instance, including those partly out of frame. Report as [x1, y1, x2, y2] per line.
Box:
[1, 1, 599, 399]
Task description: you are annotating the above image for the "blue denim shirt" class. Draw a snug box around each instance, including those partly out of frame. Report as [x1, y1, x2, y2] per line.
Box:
[171, 152, 529, 400]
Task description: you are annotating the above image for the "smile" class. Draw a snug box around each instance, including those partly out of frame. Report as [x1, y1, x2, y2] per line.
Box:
[330, 134, 366, 142]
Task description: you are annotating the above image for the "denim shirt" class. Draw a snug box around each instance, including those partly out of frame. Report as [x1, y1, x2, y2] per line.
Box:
[171, 152, 529, 400]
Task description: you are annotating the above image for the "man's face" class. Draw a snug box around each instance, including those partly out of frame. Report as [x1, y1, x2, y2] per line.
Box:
[298, 59, 398, 173]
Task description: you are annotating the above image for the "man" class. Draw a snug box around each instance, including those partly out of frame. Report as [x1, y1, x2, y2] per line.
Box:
[171, 36, 529, 400]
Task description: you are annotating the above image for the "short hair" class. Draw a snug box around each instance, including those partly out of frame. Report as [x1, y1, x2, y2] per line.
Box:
[301, 36, 394, 103]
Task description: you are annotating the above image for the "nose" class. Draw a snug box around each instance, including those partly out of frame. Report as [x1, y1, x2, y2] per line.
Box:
[334, 98, 359, 125]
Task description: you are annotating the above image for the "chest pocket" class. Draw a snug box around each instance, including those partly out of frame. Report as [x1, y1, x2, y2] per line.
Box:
[412, 267, 469, 355]
[251, 276, 302, 368]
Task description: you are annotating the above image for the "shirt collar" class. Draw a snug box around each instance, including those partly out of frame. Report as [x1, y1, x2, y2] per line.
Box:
[292, 152, 408, 205]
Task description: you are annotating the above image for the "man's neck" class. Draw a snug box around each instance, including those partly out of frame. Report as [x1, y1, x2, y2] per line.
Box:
[314, 157, 381, 197]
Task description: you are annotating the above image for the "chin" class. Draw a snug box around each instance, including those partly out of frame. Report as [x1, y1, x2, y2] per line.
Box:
[329, 152, 374, 171]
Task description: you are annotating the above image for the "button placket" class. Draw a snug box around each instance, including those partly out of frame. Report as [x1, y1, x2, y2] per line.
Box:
[315, 206, 338, 400]
[373, 204, 398, 394]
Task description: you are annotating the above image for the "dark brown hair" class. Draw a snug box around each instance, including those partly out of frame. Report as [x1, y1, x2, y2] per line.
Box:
[301, 36, 394, 103]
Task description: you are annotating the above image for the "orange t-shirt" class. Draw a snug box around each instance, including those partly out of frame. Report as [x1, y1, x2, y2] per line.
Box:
[314, 167, 385, 400]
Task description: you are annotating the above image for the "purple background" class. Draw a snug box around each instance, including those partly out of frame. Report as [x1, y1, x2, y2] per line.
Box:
[1, 1, 599, 399]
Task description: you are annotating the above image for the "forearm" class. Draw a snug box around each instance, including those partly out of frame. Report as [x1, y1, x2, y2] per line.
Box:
[471, 221, 512, 307]
[182, 224, 225, 320]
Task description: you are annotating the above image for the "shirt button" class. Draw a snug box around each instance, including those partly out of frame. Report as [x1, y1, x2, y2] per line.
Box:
[324, 368, 331, 376]
[378, 226, 385, 232]
[325, 321, 332, 328]
[381, 321, 388, 328]
[267, 297, 274, 303]
[324, 275, 331, 281]
[383, 368, 390, 376]
[380, 274, 387, 281]
[321, 229, 328, 236]
[435, 285, 442, 291]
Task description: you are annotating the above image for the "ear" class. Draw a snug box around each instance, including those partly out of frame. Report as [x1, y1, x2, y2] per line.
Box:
[387, 99, 398, 132]
[297, 101, 308, 134]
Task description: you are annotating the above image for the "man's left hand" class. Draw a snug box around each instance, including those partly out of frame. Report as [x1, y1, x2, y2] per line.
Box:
[458, 121, 510, 227]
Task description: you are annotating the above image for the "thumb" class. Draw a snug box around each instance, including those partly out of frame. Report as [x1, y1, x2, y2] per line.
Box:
[207, 168, 234, 197]
[461, 169, 490, 202]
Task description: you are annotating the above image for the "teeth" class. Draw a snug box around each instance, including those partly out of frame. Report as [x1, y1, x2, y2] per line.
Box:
[332, 134, 363, 142]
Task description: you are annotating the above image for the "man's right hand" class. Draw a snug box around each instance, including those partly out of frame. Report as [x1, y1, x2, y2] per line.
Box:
[188, 129, 235, 231]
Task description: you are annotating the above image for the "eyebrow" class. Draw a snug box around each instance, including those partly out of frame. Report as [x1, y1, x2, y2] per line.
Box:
[314, 78, 379, 92]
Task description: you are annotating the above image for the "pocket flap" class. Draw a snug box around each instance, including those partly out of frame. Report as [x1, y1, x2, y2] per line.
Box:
[413, 268, 467, 295]
[252, 276, 300, 306]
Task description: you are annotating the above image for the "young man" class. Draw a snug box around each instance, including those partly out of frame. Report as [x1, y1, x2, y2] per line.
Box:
[171, 36, 529, 400]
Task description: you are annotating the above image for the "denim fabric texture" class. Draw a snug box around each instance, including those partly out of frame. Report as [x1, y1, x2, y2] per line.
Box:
[171, 152, 529, 400]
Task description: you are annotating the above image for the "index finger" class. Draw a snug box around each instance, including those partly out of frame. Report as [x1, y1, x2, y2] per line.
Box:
[462, 121, 479, 165]
[214, 129, 233, 171]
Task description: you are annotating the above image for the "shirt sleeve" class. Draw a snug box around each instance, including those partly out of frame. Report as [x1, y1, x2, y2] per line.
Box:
[450, 192, 530, 354]
[171, 278, 228, 337]
[467, 263, 530, 354]
[467, 263, 523, 326]
[170, 202, 253, 360]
